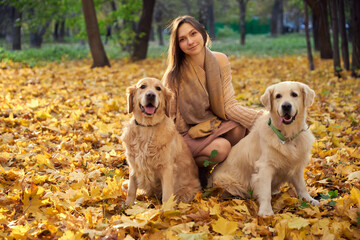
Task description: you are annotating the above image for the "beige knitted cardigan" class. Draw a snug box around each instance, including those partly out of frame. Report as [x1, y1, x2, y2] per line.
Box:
[165, 63, 262, 134]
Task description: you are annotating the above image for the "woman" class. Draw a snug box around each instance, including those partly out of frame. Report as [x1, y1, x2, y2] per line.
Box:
[162, 16, 262, 180]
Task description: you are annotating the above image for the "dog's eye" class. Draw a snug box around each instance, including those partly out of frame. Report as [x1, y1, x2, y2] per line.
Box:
[291, 92, 298, 97]
[140, 85, 146, 89]
[155, 86, 161, 91]
[275, 94, 282, 99]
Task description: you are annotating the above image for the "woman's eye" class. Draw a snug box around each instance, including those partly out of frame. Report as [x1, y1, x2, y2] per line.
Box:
[191, 31, 197, 36]
[156, 86, 161, 91]
[179, 38, 184, 42]
[275, 94, 282, 99]
[291, 92, 298, 97]
[140, 85, 146, 89]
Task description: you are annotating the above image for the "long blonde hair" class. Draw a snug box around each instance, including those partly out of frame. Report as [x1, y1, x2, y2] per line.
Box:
[163, 15, 211, 90]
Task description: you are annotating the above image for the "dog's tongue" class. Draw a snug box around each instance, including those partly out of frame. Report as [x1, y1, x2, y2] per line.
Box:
[278, 117, 284, 127]
[144, 106, 156, 115]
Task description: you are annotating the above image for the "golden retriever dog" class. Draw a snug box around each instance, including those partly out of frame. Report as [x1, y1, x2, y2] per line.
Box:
[121, 77, 201, 205]
[208, 81, 319, 216]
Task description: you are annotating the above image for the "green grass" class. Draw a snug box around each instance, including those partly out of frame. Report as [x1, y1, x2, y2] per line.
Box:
[0, 33, 309, 66]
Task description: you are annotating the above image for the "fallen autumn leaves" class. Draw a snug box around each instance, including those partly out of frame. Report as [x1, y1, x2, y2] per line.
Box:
[0, 56, 359, 239]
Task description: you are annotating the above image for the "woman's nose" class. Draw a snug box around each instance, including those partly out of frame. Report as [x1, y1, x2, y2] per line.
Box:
[187, 37, 193, 45]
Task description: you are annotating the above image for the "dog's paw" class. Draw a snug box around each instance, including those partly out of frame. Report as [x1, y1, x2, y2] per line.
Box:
[258, 207, 274, 216]
[309, 198, 320, 206]
[125, 197, 135, 206]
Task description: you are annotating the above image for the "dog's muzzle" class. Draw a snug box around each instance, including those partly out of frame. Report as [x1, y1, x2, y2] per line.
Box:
[280, 102, 297, 125]
[140, 91, 158, 115]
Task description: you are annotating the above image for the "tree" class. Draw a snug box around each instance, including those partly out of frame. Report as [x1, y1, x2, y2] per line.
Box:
[81, 0, 110, 68]
[349, 0, 360, 77]
[237, 0, 250, 45]
[198, 0, 208, 28]
[303, 0, 314, 70]
[270, 0, 283, 37]
[306, 0, 332, 59]
[154, 2, 164, 46]
[207, 0, 215, 39]
[131, 0, 156, 61]
[11, 6, 21, 50]
[338, 0, 349, 71]
[329, 0, 341, 77]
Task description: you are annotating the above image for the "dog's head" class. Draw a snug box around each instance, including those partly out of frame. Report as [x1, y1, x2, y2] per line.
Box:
[260, 81, 315, 127]
[126, 77, 174, 125]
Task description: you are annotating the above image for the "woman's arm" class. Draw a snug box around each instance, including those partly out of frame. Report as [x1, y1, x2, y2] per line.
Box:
[214, 52, 262, 130]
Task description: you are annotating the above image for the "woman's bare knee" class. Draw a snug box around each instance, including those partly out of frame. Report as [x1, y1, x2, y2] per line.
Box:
[195, 138, 231, 167]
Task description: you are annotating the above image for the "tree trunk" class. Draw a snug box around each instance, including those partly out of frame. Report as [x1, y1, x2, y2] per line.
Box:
[338, 0, 349, 70]
[131, 0, 156, 61]
[329, 0, 341, 77]
[157, 25, 164, 46]
[306, 0, 332, 59]
[11, 6, 21, 50]
[304, 0, 314, 70]
[54, 21, 59, 42]
[29, 21, 51, 48]
[312, 12, 320, 51]
[81, 0, 111, 68]
[198, 0, 208, 29]
[278, 0, 284, 34]
[238, 0, 247, 45]
[208, 0, 215, 39]
[350, 0, 360, 77]
[59, 20, 65, 42]
[271, 0, 281, 37]
[154, 5, 164, 46]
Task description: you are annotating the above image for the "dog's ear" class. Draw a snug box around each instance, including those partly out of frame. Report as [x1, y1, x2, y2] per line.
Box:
[260, 86, 273, 111]
[300, 82, 315, 107]
[164, 87, 174, 117]
[126, 85, 136, 113]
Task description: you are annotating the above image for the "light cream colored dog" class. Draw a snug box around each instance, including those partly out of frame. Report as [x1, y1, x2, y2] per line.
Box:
[208, 81, 319, 216]
[122, 77, 201, 204]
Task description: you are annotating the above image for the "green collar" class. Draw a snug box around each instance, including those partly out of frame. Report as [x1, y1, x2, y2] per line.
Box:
[267, 118, 307, 144]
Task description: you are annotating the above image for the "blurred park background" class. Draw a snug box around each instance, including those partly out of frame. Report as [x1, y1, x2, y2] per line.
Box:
[0, 0, 359, 76]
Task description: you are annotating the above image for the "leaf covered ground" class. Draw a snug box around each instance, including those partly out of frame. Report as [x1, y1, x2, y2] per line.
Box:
[0, 56, 359, 239]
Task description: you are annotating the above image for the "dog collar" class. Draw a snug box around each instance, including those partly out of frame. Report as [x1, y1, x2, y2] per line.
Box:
[134, 119, 159, 127]
[267, 118, 307, 144]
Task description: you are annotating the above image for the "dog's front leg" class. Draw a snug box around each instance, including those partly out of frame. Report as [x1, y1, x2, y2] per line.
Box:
[125, 172, 137, 205]
[160, 166, 174, 202]
[252, 165, 275, 216]
[292, 170, 319, 206]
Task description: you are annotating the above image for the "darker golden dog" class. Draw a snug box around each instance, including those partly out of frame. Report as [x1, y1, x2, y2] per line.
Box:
[122, 77, 201, 204]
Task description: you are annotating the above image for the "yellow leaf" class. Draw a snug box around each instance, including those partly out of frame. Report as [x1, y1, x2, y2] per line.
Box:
[114, 215, 148, 229]
[22, 185, 48, 213]
[211, 216, 238, 236]
[9, 223, 31, 240]
[350, 187, 360, 206]
[287, 217, 310, 230]
[59, 230, 84, 240]
[35, 154, 54, 169]
[161, 194, 176, 212]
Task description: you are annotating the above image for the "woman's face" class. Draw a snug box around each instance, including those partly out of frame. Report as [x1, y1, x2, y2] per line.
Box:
[177, 23, 204, 56]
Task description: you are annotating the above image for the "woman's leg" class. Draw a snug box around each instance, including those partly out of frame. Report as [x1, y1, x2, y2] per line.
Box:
[194, 137, 231, 168]
[195, 137, 231, 188]
[222, 125, 246, 146]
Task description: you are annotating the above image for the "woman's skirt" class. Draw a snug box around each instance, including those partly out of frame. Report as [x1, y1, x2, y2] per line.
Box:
[182, 120, 245, 156]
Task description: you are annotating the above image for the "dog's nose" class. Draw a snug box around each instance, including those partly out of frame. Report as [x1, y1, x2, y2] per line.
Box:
[145, 91, 156, 102]
[281, 102, 292, 112]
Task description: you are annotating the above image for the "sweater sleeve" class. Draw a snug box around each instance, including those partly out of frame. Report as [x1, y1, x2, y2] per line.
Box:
[221, 64, 263, 130]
